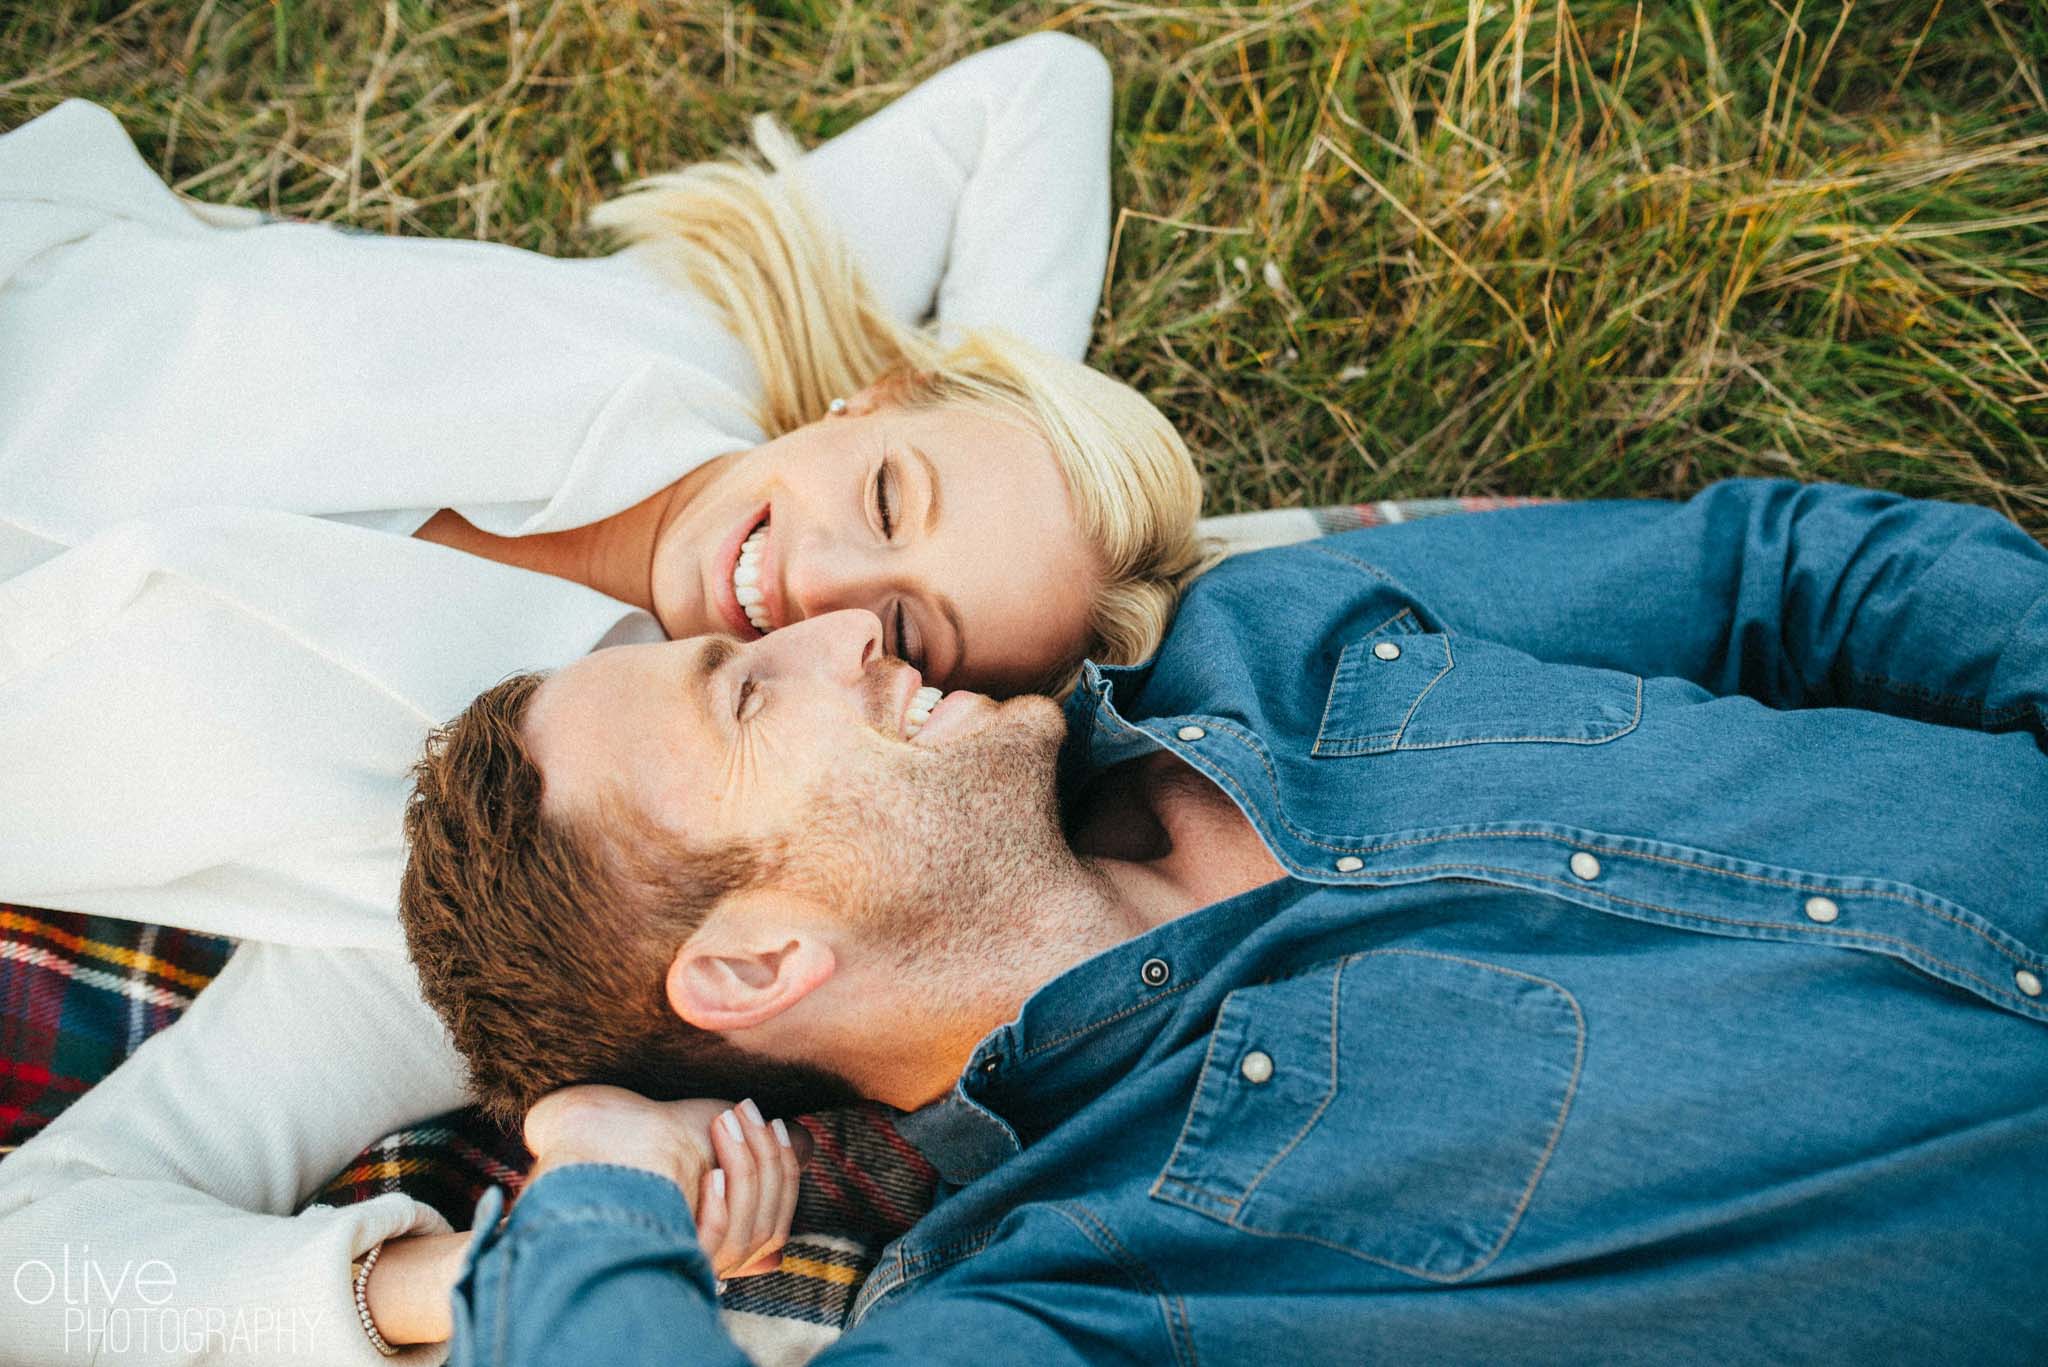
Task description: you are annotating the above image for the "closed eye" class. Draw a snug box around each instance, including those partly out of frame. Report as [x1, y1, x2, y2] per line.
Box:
[875, 458, 899, 540]
[892, 602, 926, 674]
[735, 676, 763, 721]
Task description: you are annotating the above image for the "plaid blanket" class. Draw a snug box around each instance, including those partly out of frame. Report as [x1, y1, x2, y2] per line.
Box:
[0, 496, 1554, 1339]
[0, 901, 938, 1334]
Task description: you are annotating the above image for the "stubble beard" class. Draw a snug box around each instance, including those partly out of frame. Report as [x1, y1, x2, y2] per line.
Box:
[799, 697, 1109, 1014]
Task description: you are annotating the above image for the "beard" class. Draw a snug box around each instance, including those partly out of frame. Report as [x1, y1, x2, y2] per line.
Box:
[791, 695, 1101, 996]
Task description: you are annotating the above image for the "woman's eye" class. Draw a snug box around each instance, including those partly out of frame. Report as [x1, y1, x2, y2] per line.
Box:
[734, 677, 764, 722]
[892, 603, 926, 673]
[875, 459, 898, 540]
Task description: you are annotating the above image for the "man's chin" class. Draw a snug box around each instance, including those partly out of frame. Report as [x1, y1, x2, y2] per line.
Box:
[905, 692, 1067, 796]
[984, 693, 1070, 754]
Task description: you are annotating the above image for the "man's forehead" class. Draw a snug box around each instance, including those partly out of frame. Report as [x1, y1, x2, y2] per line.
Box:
[527, 641, 697, 808]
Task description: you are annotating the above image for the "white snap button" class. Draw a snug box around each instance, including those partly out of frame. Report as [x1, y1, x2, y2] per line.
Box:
[1239, 1051, 1274, 1084]
[1569, 852, 1601, 881]
[1176, 724, 1206, 742]
[1372, 641, 1402, 661]
[1140, 957, 1171, 988]
[1334, 855, 1364, 872]
[1804, 896, 1840, 924]
[2018, 969, 2044, 998]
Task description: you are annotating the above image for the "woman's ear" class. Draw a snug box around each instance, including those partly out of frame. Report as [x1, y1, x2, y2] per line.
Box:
[664, 890, 837, 1033]
[834, 386, 887, 418]
[837, 369, 924, 418]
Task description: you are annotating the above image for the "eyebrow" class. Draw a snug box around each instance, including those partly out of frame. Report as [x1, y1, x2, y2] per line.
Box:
[695, 636, 738, 725]
[910, 443, 942, 535]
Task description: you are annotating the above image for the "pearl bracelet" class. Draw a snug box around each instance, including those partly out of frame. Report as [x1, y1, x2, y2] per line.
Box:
[352, 1242, 400, 1358]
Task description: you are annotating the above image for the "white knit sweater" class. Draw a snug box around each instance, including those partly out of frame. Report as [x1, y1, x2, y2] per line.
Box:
[0, 34, 1113, 1366]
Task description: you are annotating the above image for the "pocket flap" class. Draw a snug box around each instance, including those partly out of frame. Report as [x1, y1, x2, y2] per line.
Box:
[1314, 615, 1640, 756]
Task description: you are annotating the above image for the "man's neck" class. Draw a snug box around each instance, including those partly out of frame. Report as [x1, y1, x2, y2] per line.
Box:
[749, 756, 1285, 1114]
[1076, 751, 1288, 930]
[843, 755, 1285, 1110]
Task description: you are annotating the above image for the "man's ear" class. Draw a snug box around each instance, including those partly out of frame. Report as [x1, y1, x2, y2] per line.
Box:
[664, 888, 837, 1033]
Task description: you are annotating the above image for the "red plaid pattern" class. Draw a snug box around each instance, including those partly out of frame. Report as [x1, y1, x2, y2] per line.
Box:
[0, 903, 934, 1329]
[0, 905, 233, 1148]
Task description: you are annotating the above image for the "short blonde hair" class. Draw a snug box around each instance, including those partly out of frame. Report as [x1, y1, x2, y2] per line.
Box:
[591, 119, 1210, 691]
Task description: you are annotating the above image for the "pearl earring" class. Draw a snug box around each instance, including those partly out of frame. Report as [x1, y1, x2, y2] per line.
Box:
[827, 397, 847, 415]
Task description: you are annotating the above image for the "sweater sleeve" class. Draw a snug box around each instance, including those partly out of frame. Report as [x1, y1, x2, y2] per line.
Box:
[0, 940, 470, 1367]
[790, 32, 1114, 361]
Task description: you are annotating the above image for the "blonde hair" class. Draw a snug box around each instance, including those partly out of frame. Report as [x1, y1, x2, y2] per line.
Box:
[590, 118, 1211, 691]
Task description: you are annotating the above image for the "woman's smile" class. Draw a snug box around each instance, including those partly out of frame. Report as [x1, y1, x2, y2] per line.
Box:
[712, 503, 776, 639]
[652, 401, 1106, 695]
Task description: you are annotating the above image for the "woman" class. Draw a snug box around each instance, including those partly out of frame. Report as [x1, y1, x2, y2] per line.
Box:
[0, 35, 1204, 1366]
[1, 41, 1201, 696]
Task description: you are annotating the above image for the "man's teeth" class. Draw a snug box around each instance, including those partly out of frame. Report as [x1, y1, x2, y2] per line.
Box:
[904, 685, 944, 738]
[732, 527, 771, 633]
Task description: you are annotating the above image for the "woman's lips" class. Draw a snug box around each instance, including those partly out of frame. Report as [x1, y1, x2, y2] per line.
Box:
[712, 505, 770, 639]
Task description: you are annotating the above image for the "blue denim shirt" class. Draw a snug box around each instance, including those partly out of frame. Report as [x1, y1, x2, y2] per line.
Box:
[450, 479, 2048, 1365]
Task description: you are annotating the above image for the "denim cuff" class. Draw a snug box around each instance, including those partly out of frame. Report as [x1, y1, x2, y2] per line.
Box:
[514, 1163, 697, 1233]
[449, 1165, 721, 1365]
[458, 1164, 710, 1292]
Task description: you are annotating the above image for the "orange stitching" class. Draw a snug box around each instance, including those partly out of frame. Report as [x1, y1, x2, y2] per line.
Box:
[1021, 980, 1194, 1058]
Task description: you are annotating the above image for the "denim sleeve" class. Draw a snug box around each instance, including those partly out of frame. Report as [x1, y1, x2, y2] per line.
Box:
[451, 1167, 1128, 1366]
[450, 1165, 750, 1367]
[1318, 478, 2048, 748]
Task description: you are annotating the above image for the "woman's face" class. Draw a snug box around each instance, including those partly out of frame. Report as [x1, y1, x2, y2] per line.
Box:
[648, 399, 1100, 696]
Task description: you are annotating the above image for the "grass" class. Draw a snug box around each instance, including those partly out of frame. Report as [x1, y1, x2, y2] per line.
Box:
[5, 1, 2045, 535]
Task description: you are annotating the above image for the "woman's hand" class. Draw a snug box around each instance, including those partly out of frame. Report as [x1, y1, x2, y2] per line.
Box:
[523, 1084, 810, 1280]
[360, 1231, 474, 1346]
[697, 1097, 807, 1277]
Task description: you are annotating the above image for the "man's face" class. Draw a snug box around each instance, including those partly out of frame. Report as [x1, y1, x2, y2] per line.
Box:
[524, 612, 1071, 942]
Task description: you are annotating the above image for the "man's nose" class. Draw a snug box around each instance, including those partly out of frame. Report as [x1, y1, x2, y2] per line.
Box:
[753, 608, 883, 683]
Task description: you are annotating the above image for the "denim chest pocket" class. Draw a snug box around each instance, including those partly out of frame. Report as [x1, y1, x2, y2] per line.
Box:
[1150, 950, 1583, 1282]
[1312, 609, 1641, 755]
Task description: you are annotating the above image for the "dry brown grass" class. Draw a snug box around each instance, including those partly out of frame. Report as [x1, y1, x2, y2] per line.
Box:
[5, 1, 2044, 532]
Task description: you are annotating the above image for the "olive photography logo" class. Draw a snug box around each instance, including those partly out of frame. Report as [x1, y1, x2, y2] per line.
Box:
[10, 1244, 325, 1356]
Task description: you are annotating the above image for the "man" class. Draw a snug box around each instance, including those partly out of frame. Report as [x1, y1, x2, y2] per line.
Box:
[400, 478, 2048, 1366]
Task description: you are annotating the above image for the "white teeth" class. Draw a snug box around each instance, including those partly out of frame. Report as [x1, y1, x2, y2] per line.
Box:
[733, 524, 771, 632]
[903, 685, 944, 739]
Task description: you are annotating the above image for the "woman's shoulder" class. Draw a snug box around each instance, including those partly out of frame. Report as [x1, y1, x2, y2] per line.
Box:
[0, 99, 195, 227]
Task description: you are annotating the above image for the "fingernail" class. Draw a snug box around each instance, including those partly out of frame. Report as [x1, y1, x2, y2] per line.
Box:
[711, 1169, 726, 1199]
[719, 1109, 742, 1139]
[739, 1098, 765, 1128]
[771, 1118, 791, 1148]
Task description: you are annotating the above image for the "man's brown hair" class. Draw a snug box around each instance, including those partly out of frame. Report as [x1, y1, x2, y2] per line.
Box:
[398, 672, 857, 1125]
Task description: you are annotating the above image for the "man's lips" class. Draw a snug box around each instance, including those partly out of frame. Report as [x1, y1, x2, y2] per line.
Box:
[886, 664, 925, 738]
[907, 690, 993, 746]
[880, 665, 989, 745]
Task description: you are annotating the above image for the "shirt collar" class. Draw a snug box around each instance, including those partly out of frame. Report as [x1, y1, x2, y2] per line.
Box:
[900, 860, 1306, 1185]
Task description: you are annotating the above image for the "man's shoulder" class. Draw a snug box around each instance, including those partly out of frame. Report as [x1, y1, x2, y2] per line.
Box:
[1152, 534, 1429, 672]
